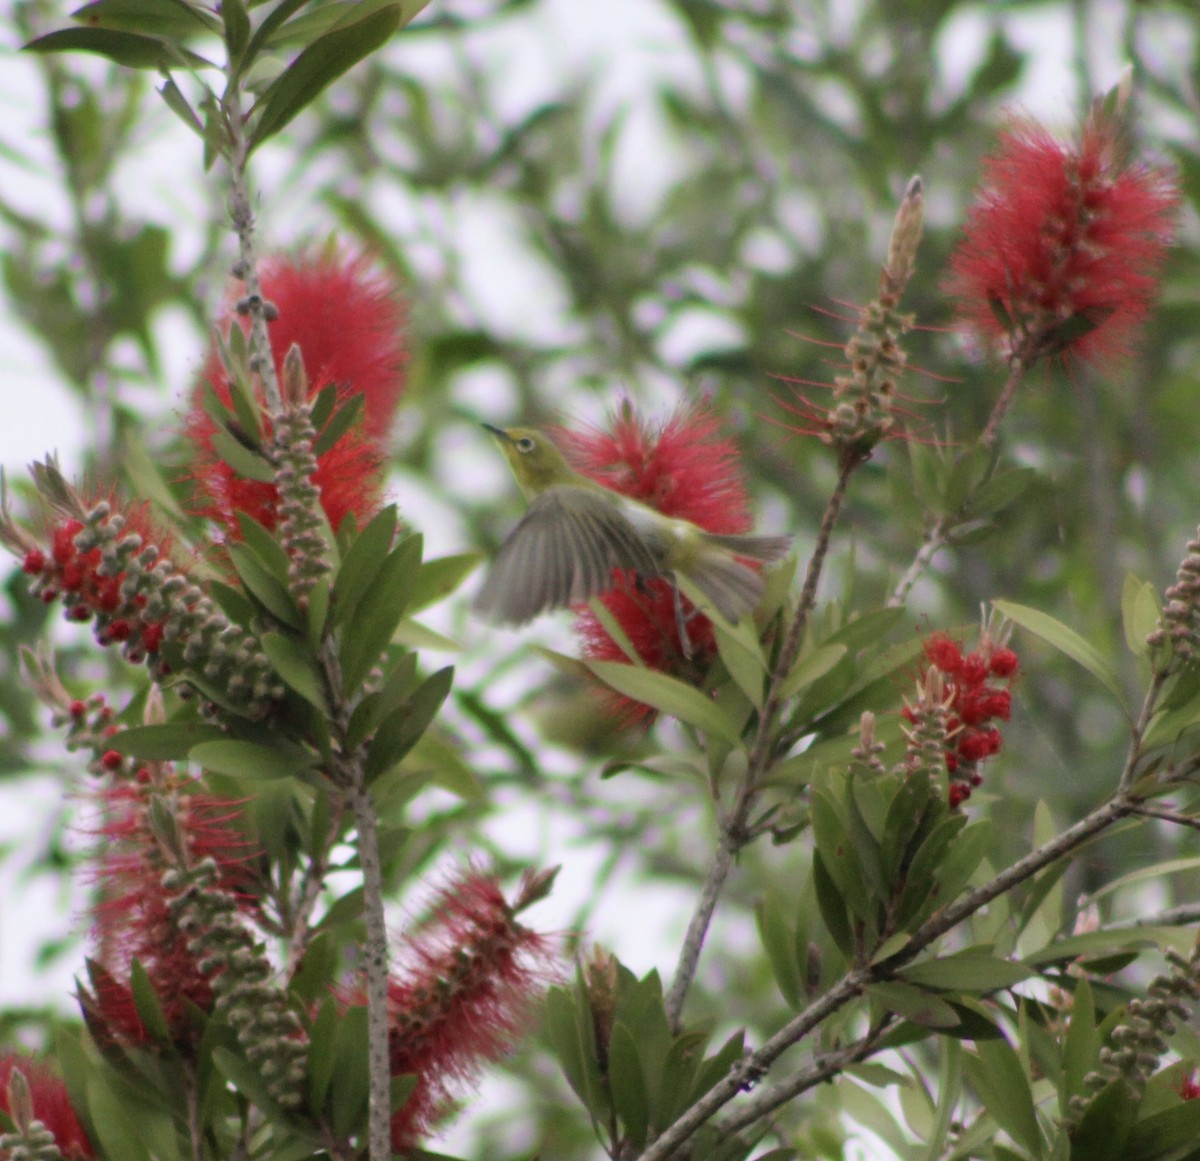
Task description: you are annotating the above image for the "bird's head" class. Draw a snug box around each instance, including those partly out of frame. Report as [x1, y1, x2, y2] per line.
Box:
[483, 424, 577, 498]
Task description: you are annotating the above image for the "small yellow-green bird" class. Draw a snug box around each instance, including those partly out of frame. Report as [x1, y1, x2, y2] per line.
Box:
[474, 424, 791, 627]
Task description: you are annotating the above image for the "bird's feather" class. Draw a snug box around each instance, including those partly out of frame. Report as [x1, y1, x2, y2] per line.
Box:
[474, 486, 664, 624]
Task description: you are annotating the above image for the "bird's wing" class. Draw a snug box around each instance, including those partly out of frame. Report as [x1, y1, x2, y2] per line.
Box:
[474, 486, 662, 624]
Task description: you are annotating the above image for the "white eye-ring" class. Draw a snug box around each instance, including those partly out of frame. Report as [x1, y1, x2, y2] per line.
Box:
[516, 436, 536, 453]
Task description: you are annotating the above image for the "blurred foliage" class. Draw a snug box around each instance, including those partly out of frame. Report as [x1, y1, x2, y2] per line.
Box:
[1, 0, 1199, 1157]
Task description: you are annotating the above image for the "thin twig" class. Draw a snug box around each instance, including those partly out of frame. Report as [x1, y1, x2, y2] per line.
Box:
[346, 774, 393, 1161]
[664, 459, 857, 1031]
[716, 1017, 894, 1138]
[978, 356, 1027, 450]
[221, 77, 282, 413]
[1109, 902, 1200, 930]
[1128, 802, 1200, 831]
[888, 514, 948, 607]
[891, 354, 1030, 607]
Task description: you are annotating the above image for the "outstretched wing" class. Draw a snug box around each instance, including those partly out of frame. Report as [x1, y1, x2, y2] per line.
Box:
[474, 486, 662, 624]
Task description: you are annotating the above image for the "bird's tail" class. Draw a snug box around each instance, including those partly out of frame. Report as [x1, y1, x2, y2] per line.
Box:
[684, 533, 790, 623]
[702, 532, 792, 563]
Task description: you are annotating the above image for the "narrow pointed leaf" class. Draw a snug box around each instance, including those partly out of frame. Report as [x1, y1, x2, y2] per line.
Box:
[992, 599, 1127, 709]
[250, 6, 404, 149]
[585, 660, 742, 744]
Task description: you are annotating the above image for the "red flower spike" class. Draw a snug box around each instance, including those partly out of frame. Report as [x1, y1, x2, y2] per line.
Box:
[21, 503, 174, 667]
[989, 647, 1019, 678]
[187, 251, 407, 536]
[911, 630, 1019, 803]
[946, 111, 1177, 364]
[342, 870, 556, 1152]
[83, 777, 259, 1047]
[0, 1053, 95, 1159]
[563, 404, 756, 721]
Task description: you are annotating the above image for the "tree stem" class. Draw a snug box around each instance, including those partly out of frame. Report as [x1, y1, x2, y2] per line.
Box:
[221, 77, 281, 413]
[664, 458, 856, 1031]
[347, 775, 392, 1161]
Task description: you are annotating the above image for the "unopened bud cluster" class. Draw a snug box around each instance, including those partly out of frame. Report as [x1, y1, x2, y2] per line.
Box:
[1070, 941, 1200, 1123]
[782, 178, 922, 469]
[851, 711, 888, 776]
[901, 667, 955, 788]
[1150, 527, 1200, 664]
[0, 1119, 64, 1161]
[5, 461, 284, 719]
[902, 628, 1018, 807]
[269, 349, 332, 600]
[167, 858, 308, 1109]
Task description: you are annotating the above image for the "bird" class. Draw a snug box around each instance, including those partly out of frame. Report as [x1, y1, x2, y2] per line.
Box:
[473, 424, 791, 635]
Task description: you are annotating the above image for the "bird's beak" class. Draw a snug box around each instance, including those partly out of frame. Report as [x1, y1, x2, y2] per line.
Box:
[481, 423, 511, 442]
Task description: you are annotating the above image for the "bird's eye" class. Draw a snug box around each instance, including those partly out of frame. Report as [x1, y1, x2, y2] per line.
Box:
[515, 437, 536, 453]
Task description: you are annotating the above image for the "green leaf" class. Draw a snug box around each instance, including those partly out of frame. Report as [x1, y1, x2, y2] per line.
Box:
[608, 1023, 651, 1148]
[809, 782, 873, 923]
[1023, 926, 1194, 968]
[24, 25, 210, 68]
[584, 660, 742, 744]
[403, 731, 485, 801]
[812, 849, 854, 958]
[237, 512, 296, 582]
[1069, 1080, 1135, 1161]
[780, 643, 848, 699]
[931, 819, 993, 910]
[542, 978, 606, 1122]
[392, 617, 460, 651]
[346, 650, 417, 750]
[129, 959, 172, 1043]
[307, 997, 339, 1110]
[992, 599, 1127, 710]
[408, 551, 482, 613]
[755, 893, 803, 1009]
[191, 738, 316, 780]
[250, 6, 405, 149]
[83, 1070, 153, 1161]
[69, 0, 220, 37]
[1125, 1097, 1200, 1160]
[120, 431, 187, 523]
[227, 541, 301, 627]
[867, 981, 961, 1029]
[210, 428, 275, 481]
[312, 393, 365, 458]
[261, 631, 326, 708]
[365, 666, 454, 781]
[222, 0, 250, 67]
[331, 504, 398, 624]
[712, 617, 767, 709]
[108, 722, 227, 760]
[966, 1037, 1044, 1159]
[1062, 977, 1096, 1105]
[1121, 574, 1161, 658]
[339, 532, 423, 693]
[212, 1046, 289, 1116]
[900, 949, 1034, 992]
[330, 1005, 370, 1137]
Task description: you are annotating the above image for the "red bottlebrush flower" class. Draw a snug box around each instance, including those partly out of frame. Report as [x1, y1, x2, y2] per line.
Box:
[0, 1053, 94, 1159]
[903, 629, 1019, 804]
[564, 404, 756, 723]
[187, 250, 407, 535]
[343, 870, 557, 1152]
[946, 110, 1177, 364]
[18, 505, 174, 670]
[81, 775, 258, 1047]
[1181, 1073, 1200, 1101]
